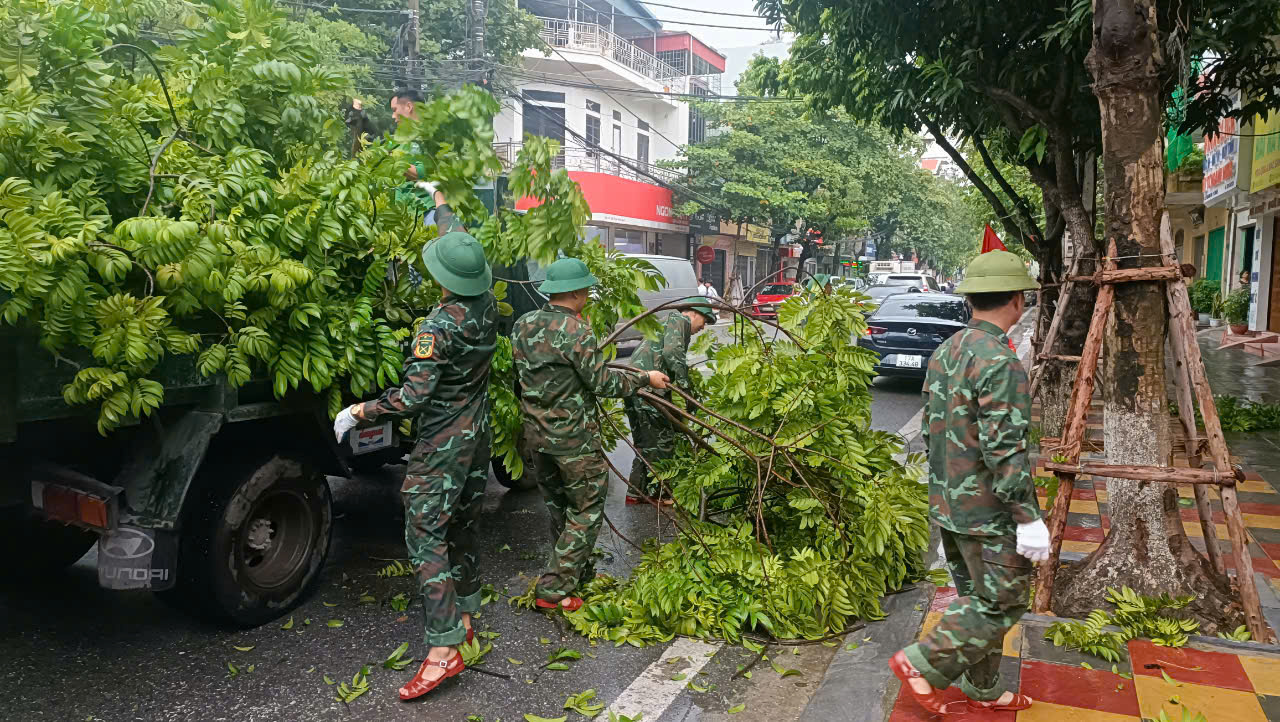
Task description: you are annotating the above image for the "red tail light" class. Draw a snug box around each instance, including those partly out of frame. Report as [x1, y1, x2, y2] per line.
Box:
[867, 326, 887, 336]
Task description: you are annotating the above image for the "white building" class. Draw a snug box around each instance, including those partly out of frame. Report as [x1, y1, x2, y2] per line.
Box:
[493, 0, 726, 257]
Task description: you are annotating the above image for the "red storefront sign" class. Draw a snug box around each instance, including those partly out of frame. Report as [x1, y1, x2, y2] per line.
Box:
[515, 171, 690, 232]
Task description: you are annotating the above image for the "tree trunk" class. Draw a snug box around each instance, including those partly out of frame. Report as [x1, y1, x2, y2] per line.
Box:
[1053, 0, 1240, 629]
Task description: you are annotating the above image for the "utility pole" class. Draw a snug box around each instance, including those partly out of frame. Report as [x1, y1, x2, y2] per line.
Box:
[469, 0, 486, 78]
[407, 0, 420, 91]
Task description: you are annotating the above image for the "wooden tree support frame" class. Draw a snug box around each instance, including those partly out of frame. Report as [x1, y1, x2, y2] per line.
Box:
[1031, 214, 1273, 643]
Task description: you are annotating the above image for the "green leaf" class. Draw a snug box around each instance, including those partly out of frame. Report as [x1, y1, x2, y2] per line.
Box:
[1161, 670, 1182, 687]
[727, 703, 746, 714]
[324, 675, 335, 685]
[227, 661, 239, 677]
[546, 662, 570, 671]
[326, 619, 344, 628]
[670, 673, 686, 681]
[233, 645, 255, 652]
[281, 617, 294, 630]
[523, 716, 567, 722]
[508, 658, 524, 665]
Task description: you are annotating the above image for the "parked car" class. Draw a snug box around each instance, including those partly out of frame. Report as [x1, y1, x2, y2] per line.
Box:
[857, 293, 971, 378]
[885, 273, 941, 291]
[752, 281, 798, 319]
[864, 283, 924, 304]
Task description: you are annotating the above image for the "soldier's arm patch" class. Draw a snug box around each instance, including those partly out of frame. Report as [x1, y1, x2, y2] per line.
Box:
[412, 332, 436, 359]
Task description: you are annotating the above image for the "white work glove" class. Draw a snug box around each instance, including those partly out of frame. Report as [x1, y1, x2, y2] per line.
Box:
[333, 405, 359, 443]
[414, 179, 438, 195]
[1016, 519, 1051, 563]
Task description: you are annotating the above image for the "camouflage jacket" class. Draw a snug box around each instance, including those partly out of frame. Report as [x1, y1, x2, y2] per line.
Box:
[512, 304, 650, 455]
[358, 203, 496, 450]
[628, 312, 691, 393]
[920, 318, 1040, 536]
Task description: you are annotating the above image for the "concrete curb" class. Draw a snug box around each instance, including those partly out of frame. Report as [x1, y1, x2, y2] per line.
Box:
[801, 585, 930, 722]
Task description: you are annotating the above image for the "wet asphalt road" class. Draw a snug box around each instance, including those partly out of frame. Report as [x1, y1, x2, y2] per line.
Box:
[0, 373, 925, 722]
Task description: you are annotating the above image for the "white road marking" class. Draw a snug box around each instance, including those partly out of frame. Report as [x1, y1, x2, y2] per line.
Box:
[608, 637, 722, 719]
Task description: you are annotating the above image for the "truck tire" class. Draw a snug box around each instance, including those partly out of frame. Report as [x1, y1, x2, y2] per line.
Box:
[492, 457, 538, 491]
[163, 454, 331, 627]
[0, 508, 96, 574]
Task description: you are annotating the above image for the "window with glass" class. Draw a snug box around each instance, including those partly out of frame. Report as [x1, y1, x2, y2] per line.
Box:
[613, 228, 647, 254]
[637, 134, 649, 165]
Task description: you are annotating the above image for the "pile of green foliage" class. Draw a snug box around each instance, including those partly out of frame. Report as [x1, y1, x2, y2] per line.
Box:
[0, 0, 657, 468]
[1189, 280, 1219, 316]
[559, 290, 930, 645]
[1045, 586, 1250, 663]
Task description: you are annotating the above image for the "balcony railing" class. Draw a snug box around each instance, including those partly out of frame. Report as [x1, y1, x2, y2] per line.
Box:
[537, 17, 683, 83]
[494, 141, 681, 184]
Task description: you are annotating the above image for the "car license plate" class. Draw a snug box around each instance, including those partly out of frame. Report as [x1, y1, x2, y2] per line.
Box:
[896, 355, 922, 368]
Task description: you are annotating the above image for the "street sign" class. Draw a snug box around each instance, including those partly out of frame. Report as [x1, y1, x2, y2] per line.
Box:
[689, 210, 719, 235]
[695, 245, 716, 264]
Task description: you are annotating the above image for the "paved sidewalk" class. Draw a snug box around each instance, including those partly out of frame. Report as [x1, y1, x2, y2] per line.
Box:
[828, 331, 1280, 721]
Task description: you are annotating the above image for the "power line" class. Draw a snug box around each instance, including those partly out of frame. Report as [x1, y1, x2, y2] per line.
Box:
[635, 0, 764, 18]
[512, 89, 735, 221]
[503, 66, 801, 102]
[277, 0, 410, 14]
[537, 38, 688, 157]
[534, 1, 779, 31]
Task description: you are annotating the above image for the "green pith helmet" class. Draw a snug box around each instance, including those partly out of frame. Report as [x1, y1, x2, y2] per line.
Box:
[422, 231, 492, 296]
[538, 258, 599, 294]
[954, 250, 1040, 294]
[681, 296, 718, 325]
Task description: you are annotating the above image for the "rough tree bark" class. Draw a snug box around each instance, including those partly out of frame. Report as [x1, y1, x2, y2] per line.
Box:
[1054, 0, 1239, 628]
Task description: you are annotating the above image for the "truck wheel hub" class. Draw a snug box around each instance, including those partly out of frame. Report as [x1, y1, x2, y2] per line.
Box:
[246, 518, 274, 551]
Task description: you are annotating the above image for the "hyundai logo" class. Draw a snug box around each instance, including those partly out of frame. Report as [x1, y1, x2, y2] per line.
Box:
[907, 328, 918, 336]
[101, 528, 154, 560]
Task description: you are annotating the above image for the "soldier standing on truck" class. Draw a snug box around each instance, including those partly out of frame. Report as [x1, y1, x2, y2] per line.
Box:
[889, 250, 1049, 715]
[623, 297, 716, 505]
[511, 258, 670, 610]
[332, 185, 495, 701]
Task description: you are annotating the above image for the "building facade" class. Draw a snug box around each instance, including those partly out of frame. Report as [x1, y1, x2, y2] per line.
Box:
[495, 0, 725, 259]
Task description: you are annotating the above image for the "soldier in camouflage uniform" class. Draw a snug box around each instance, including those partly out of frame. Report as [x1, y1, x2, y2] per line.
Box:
[333, 188, 494, 701]
[511, 258, 670, 610]
[889, 250, 1049, 715]
[623, 298, 717, 505]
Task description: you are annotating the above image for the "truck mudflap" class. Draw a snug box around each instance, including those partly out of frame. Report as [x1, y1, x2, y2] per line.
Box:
[97, 525, 178, 591]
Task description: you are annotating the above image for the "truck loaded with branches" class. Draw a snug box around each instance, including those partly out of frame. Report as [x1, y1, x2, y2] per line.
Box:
[0, 0, 658, 626]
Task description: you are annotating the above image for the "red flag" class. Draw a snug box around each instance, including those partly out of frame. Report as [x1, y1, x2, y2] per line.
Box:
[981, 224, 1008, 253]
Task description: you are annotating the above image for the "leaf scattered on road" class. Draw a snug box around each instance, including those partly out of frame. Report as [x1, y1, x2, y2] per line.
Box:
[545, 662, 570, 671]
[233, 645, 255, 652]
[281, 617, 294, 630]
[323, 602, 337, 608]
[728, 703, 746, 714]
[326, 619, 344, 628]
[670, 673, 686, 681]
[227, 661, 239, 678]
[323, 675, 335, 685]
[508, 658, 524, 665]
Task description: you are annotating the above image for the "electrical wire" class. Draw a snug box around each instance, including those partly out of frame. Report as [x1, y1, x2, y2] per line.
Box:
[635, 0, 765, 18]
[277, 0, 410, 14]
[504, 66, 801, 102]
[532, 1, 779, 31]
[512, 89, 736, 220]
[537, 38, 689, 157]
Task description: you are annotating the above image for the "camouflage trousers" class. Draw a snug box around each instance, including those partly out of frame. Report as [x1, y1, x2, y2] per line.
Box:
[526, 436, 610, 601]
[624, 398, 678, 498]
[402, 424, 491, 647]
[902, 528, 1030, 701]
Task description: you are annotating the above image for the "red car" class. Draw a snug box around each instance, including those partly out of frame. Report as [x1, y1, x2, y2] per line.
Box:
[752, 282, 797, 319]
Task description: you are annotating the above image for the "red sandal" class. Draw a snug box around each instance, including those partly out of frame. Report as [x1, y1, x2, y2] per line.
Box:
[888, 650, 947, 714]
[535, 597, 584, 612]
[398, 652, 465, 701]
[962, 693, 1034, 712]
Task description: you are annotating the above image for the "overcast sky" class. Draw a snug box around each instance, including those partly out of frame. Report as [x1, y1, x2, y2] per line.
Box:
[636, 0, 788, 53]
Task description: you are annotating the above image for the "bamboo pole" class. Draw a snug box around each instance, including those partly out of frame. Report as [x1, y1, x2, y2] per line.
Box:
[1033, 240, 1117, 614]
[1039, 461, 1239, 485]
[1160, 212, 1272, 642]
[1028, 254, 1085, 399]
[1159, 214, 1225, 576]
[1069, 266, 1183, 284]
